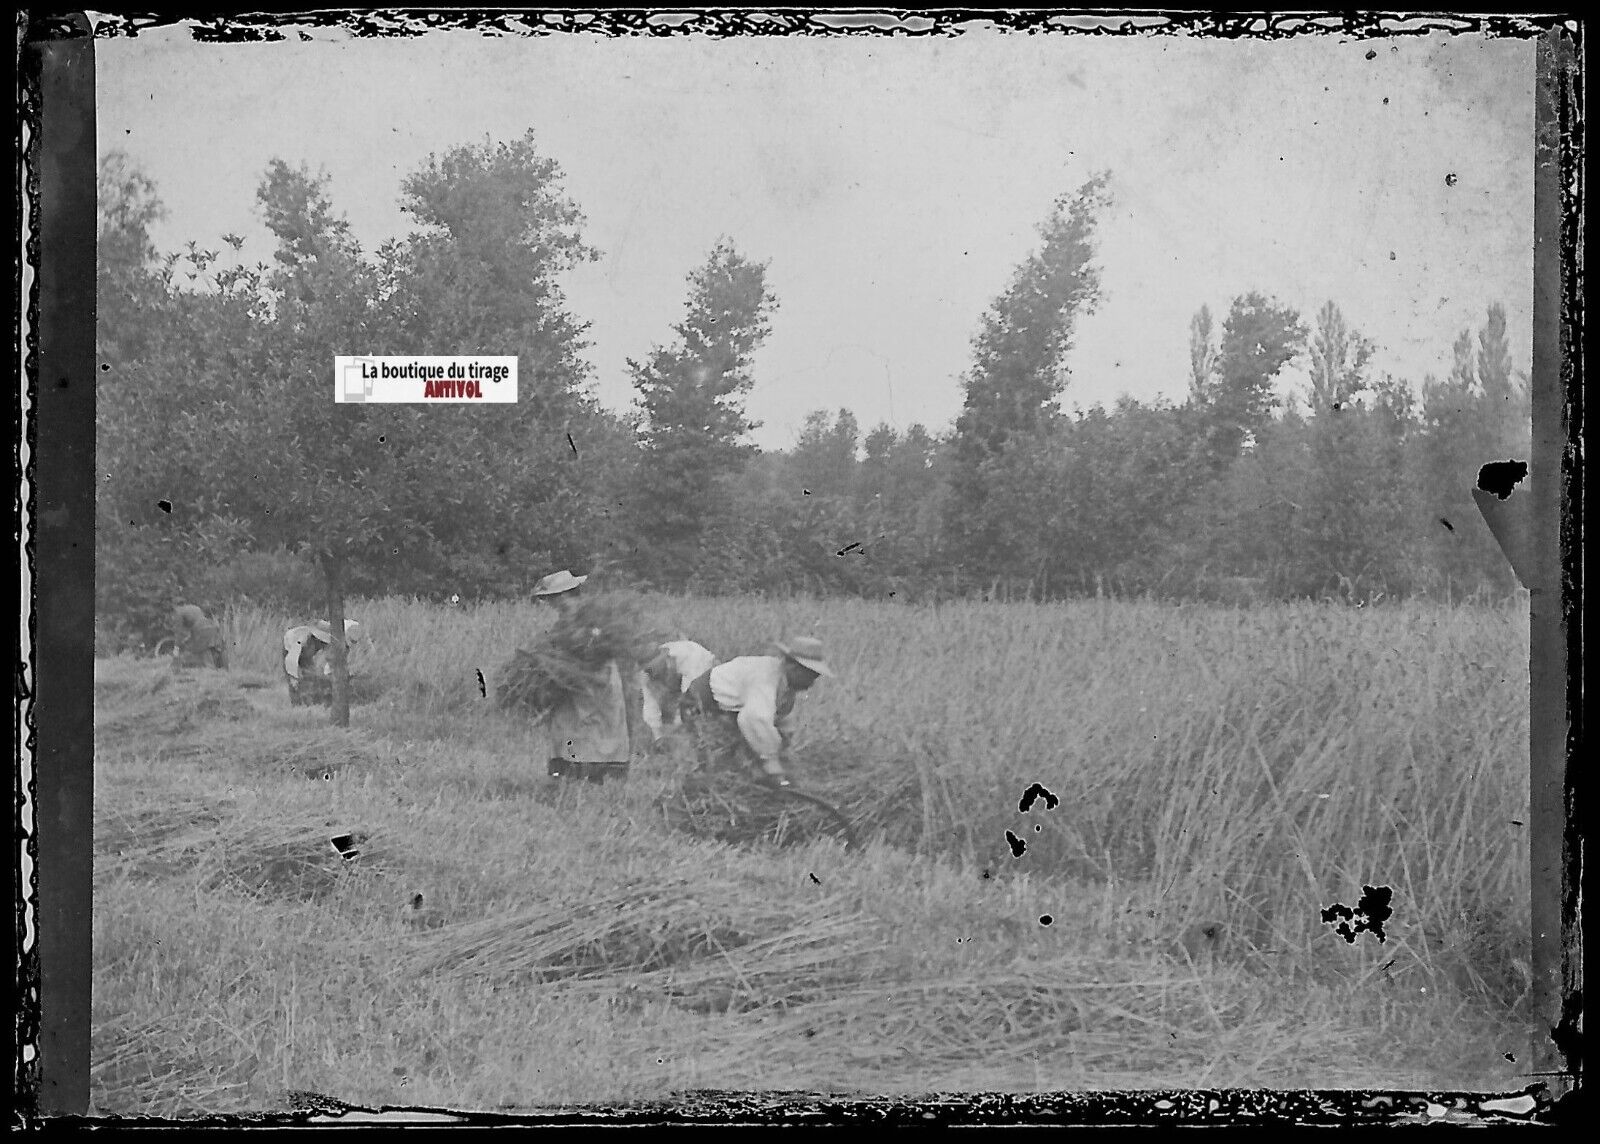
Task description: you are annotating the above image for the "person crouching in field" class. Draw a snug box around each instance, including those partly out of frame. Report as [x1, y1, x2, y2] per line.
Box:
[639, 639, 718, 742]
[682, 637, 834, 788]
[170, 603, 227, 668]
[531, 570, 650, 786]
[283, 618, 364, 705]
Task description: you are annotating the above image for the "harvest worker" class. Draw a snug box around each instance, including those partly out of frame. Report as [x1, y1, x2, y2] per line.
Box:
[682, 637, 834, 788]
[532, 568, 587, 608]
[639, 639, 718, 741]
[170, 603, 227, 668]
[532, 569, 646, 785]
[283, 618, 364, 705]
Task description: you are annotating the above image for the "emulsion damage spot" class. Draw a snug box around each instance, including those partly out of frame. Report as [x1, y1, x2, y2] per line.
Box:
[1321, 884, 1393, 943]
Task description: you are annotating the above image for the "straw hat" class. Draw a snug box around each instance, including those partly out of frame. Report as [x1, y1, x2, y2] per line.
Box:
[532, 569, 588, 596]
[776, 636, 834, 677]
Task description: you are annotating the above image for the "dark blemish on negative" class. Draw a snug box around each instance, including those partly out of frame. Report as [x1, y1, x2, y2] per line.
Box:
[1365, 49, 1377, 59]
[1477, 459, 1528, 500]
[1004, 830, 1026, 858]
[475, 669, 486, 699]
[1039, 915, 1053, 927]
[378, 434, 385, 443]
[1439, 517, 1455, 532]
[1511, 819, 1524, 827]
[1018, 783, 1060, 813]
[808, 872, 821, 885]
[1321, 884, 1393, 944]
[836, 541, 862, 557]
[1445, 173, 1458, 187]
[566, 432, 578, 458]
[1034, 824, 1042, 832]
[1503, 1052, 1515, 1063]
[157, 499, 172, 514]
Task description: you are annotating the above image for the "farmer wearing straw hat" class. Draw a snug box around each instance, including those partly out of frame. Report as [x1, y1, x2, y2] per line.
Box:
[682, 636, 834, 788]
[532, 568, 588, 604]
[283, 618, 364, 704]
[532, 569, 645, 785]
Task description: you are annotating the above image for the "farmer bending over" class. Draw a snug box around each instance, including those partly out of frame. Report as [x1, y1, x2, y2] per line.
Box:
[283, 618, 363, 705]
[683, 637, 834, 787]
[533, 569, 647, 786]
[639, 639, 718, 741]
[170, 603, 227, 668]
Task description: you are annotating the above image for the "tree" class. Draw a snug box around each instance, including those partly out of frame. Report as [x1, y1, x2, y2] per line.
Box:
[1300, 302, 1411, 597]
[1191, 292, 1306, 469]
[198, 143, 602, 724]
[94, 156, 283, 647]
[385, 130, 599, 424]
[788, 407, 859, 501]
[1188, 304, 1218, 404]
[982, 397, 1199, 598]
[1306, 300, 1375, 412]
[628, 238, 778, 586]
[945, 173, 1113, 575]
[96, 151, 168, 366]
[1475, 302, 1530, 462]
[1415, 303, 1530, 596]
[374, 132, 612, 596]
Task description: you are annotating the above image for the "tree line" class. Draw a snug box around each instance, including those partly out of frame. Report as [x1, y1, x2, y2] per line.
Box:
[96, 131, 1530, 658]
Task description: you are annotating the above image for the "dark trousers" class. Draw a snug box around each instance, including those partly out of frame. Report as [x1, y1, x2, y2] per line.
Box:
[679, 672, 768, 775]
[682, 669, 720, 720]
[547, 758, 630, 785]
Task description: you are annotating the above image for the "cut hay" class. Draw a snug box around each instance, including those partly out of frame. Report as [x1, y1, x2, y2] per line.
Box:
[654, 721, 877, 854]
[195, 818, 389, 903]
[95, 799, 232, 883]
[670, 966, 1270, 1085]
[404, 876, 891, 1009]
[96, 797, 388, 904]
[286, 671, 387, 709]
[496, 598, 663, 716]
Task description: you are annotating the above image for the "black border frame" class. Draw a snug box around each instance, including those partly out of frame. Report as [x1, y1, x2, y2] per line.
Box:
[15, 8, 1585, 1128]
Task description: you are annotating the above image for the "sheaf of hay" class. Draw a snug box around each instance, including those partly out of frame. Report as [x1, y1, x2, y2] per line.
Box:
[496, 597, 663, 716]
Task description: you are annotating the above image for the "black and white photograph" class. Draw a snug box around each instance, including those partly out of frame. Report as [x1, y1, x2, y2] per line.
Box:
[28, 9, 1578, 1123]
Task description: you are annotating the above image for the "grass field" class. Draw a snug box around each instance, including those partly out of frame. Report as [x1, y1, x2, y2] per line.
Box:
[91, 592, 1534, 1115]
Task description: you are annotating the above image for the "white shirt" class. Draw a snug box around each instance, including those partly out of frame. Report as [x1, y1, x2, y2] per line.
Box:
[283, 620, 363, 680]
[661, 640, 716, 690]
[708, 655, 799, 766]
[639, 640, 718, 740]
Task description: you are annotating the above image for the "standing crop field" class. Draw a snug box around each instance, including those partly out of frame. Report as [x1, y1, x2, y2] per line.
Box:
[92, 593, 1533, 1114]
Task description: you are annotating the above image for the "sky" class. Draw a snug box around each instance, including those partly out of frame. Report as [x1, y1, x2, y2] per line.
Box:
[94, 19, 1535, 452]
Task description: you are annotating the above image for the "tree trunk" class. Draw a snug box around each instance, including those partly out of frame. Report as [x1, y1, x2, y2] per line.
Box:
[323, 551, 351, 728]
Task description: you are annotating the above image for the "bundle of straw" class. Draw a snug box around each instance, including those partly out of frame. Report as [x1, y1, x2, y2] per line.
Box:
[496, 598, 663, 716]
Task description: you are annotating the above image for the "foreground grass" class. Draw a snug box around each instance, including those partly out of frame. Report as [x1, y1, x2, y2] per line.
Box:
[92, 595, 1533, 1115]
